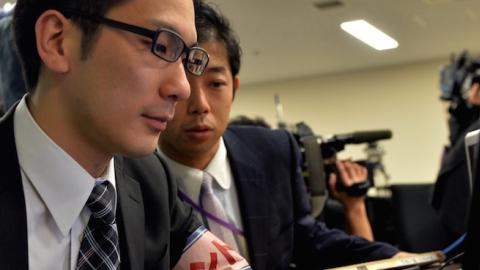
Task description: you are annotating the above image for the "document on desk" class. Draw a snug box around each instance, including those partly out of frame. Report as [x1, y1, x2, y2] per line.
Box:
[326, 251, 445, 270]
[173, 226, 251, 270]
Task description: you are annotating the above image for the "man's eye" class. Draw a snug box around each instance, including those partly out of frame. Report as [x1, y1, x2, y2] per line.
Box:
[154, 43, 168, 54]
[141, 40, 152, 47]
[210, 81, 225, 88]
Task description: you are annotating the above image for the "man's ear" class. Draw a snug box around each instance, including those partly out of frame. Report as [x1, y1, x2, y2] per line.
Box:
[35, 10, 73, 74]
[232, 75, 240, 100]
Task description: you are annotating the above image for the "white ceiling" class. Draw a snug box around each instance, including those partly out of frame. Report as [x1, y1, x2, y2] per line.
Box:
[209, 0, 480, 85]
[3, 0, 480, 85]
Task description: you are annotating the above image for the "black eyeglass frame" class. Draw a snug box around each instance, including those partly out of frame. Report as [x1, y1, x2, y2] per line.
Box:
[58, 8, 209, 76]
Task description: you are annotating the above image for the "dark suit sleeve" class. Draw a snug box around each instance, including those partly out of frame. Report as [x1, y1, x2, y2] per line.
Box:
[160, 156, 203, 266]
[120, 154, 201, 269]
[225, 127, 398, 269]
[156, 156, 201, 267]
[282, 130, 399, 269]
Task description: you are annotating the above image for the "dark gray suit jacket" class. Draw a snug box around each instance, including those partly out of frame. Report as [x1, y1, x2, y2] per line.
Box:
[432, 119, 480, 241]
[223, 126, 398, 270]
[0, 15, 26, 113]
[0, 106, 200, 269]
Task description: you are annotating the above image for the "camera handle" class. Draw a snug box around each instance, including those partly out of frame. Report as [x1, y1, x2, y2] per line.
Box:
[301, 136, 328, 217]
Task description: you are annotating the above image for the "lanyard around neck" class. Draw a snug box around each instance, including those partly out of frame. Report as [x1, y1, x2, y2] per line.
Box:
[178, 190, 244, 235]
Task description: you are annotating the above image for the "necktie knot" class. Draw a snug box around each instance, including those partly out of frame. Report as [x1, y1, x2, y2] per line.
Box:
[87, 182, 116, 225]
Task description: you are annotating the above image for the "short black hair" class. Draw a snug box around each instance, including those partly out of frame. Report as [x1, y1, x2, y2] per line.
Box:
[12, 0, 128, 91]
[195, 1, 242, 77]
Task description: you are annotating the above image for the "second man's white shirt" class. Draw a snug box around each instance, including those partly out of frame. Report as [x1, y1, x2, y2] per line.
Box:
[157, 138, 249, 258]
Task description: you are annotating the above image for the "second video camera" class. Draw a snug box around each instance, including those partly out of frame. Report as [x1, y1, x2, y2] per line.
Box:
[295, 122, 392, 197]
[440, 51, 480, 103]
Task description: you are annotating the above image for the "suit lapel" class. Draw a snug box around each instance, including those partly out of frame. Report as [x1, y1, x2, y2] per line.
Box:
[224, 130, 268, 270]
[115, 157, 145, 270]
[0, 107, 29, 270]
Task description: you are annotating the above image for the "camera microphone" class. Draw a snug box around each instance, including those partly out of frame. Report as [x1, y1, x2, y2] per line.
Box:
[327, 129, 393, 145]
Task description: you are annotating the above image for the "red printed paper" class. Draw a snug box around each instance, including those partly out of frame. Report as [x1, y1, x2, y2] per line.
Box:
[174, 227, 251, 270]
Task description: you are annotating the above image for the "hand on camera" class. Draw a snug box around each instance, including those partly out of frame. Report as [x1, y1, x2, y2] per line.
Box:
[328, 160, 368, 210]
[328, 160, 374, 240]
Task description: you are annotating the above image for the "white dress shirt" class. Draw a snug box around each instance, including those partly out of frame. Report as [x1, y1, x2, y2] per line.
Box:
[158, 138, 249, 258]
[14, 96, 117, 270]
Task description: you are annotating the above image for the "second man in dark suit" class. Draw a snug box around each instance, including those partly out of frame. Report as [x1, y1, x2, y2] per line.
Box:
[157, 2, 404, 269]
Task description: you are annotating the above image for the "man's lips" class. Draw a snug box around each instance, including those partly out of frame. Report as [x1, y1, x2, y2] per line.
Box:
[185, 125, 213, 138]
[142, 114, 171, 132]
[186, 125, 212, 132]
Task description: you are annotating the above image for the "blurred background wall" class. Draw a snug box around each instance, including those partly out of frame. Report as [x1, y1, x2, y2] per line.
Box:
[231, 58, 448, 184]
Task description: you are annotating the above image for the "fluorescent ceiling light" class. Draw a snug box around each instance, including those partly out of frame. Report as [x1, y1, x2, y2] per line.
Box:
[340, 19, 398, 51]
[3, 2, 15, 12]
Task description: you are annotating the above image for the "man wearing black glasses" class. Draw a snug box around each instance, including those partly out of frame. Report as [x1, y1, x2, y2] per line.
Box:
[0, 0, 249, 269]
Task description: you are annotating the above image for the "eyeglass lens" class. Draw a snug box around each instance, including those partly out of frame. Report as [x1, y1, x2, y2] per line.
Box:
[154, 31, 208, 75]
[186, 49, 209, 76]
[154, 31, 184, 61]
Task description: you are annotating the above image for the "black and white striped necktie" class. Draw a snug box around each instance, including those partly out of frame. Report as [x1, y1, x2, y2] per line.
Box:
[76, 181, 120, 270]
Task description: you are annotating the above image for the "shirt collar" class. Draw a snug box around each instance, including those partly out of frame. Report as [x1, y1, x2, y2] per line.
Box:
[14, 96, 116, 236]
[158, 138, 231, 199]
[204, 138, 231, 190]
[157, 149, 204, 201]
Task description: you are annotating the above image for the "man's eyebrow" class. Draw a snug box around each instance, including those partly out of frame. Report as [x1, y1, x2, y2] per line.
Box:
[149, 19, 176, 31]
[207, 66, 227, 74]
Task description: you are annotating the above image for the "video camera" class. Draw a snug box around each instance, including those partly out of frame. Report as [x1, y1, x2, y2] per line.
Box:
[273, 95, 393, 217]
[321, 129, 392, 196]
[440, 51, 480, 103]
[294, 122, 393, 197]
[440, 51, 480, 145]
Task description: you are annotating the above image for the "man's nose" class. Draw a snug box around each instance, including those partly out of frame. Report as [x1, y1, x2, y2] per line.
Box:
[159, 59, 191, 102]
[187, 81, 210, 115]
